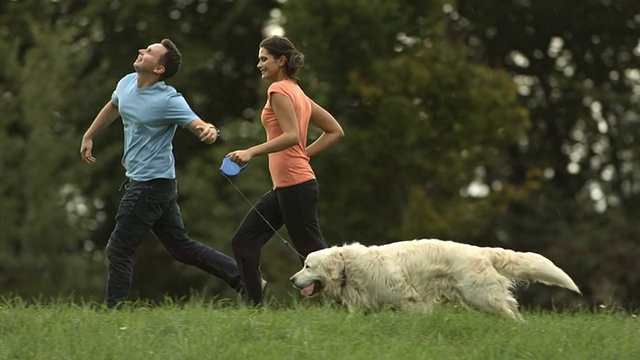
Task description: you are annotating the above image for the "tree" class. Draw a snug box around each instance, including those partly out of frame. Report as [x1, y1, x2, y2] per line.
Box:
[280, 0, 531, 244]
[0, 0, 277, 301]
[0, 1, 114, 297]
[451, 0, 640, 307]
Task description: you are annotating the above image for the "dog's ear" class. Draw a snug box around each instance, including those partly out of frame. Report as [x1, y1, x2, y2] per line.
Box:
[328, 249, 345, 281]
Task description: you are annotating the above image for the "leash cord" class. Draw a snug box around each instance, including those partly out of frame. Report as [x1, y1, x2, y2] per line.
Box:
[222, 174, 305, 260]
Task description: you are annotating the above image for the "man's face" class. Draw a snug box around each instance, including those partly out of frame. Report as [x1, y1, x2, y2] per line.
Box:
[133, 43, 167, 75]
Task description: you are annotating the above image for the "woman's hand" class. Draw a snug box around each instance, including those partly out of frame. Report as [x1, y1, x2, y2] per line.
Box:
[226, 150, 253, 165]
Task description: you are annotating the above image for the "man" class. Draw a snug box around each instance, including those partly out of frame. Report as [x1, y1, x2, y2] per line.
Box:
[80, 38, 243, 308]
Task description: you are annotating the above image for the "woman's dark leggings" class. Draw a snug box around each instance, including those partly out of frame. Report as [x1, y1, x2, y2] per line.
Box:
[231, 179, 327, 306]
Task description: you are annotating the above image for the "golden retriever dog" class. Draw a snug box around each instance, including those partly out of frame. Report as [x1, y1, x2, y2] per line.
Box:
[289, 239, 581, 320]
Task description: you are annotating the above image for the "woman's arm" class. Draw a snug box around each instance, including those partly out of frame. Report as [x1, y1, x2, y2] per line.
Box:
[228, 92, 300, 164]
[306, 100, 344, 158]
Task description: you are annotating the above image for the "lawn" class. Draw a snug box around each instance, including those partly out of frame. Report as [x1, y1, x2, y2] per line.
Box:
[1, 297, 638, 360]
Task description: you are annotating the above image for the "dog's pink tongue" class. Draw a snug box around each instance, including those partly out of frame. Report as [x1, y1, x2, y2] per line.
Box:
[300, 283, 315, 297]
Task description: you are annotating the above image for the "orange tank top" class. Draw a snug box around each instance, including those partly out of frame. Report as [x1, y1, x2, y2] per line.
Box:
[261, 79, 316, 188]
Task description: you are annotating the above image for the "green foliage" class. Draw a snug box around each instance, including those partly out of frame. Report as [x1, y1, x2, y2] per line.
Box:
[281, 1, 530, 243]
[452, 0, 640, 306]
[1, 0, 638, 310]
[0, 4, 115, 297]
[0, 0, 276, 300]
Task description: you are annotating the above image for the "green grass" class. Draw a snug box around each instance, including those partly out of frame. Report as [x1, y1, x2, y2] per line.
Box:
[0, 297, 638, 360]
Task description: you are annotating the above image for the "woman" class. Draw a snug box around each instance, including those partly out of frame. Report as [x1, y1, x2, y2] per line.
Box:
[227, 35, 344, 306]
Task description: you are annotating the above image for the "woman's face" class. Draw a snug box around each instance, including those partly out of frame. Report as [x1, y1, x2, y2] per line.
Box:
[257, 47, 285, 81]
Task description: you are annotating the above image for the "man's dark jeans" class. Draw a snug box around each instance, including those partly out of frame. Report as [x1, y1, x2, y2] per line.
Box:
[105, 178, 242, 308]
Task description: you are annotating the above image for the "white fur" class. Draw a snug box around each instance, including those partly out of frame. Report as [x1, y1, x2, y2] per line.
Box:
[290, 239, 581, 321]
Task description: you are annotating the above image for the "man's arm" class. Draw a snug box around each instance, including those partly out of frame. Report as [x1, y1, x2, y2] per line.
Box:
[185, 119, 220, 144]
[80, 101, 120, 164]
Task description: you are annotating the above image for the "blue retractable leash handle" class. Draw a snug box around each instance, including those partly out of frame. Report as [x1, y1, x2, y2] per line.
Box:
[220, 156, 248, 177]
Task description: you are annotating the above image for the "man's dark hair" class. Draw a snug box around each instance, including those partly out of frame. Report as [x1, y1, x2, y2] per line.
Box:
[159, 38, 182, 80]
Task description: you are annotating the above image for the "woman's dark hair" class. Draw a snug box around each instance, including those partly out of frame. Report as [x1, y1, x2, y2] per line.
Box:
[260, 35, 304, 81]
[159, 38, 182, 80]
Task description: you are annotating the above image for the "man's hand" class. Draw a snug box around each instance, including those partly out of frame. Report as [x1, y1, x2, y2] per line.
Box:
[80, 137, 96, 164]
[196, 124, 219, 144]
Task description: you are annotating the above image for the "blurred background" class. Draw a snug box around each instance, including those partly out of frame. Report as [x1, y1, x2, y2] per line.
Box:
[1, 0, 638, 310]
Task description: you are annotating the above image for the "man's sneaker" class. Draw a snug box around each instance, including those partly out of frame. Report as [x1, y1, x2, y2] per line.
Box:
[261, 278, 268, 293]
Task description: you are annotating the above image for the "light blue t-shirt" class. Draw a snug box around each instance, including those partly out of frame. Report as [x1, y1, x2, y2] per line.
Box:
[111, 73, 198, 181]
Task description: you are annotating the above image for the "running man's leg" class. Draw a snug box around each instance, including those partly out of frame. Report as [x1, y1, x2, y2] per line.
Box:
[153, 194, 244, 293]
[105, 180, 164, 308]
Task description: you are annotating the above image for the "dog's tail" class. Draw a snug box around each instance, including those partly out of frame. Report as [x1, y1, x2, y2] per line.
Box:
[483, 248, 582, 294]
